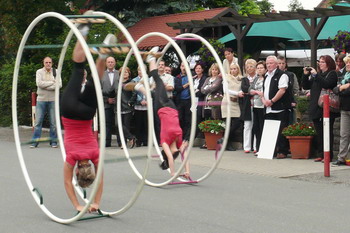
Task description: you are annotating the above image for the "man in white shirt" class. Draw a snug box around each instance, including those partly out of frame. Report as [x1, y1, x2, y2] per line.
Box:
[262, 55, 291, 159]
[30, 57, 62, 148]
[158, 60, 174, 99]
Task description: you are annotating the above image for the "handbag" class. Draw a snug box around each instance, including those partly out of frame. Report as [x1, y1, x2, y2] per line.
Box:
[318, 88, 340, 113]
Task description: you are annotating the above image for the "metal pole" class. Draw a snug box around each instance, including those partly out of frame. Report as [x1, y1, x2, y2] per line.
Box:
[323, 94, 330, 177]
[31, 92, 37, 130]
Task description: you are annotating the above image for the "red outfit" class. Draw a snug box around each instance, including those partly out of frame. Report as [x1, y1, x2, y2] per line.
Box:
[62, 117, 99, 167]
[158, 107, 182, 148]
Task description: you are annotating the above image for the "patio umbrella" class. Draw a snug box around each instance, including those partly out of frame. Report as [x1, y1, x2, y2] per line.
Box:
[219, 2, 350, 43]
[219, 19, 310, 43]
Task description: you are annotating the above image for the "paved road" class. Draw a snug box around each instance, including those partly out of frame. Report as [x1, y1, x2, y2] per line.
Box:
[1, 127, 350, 232]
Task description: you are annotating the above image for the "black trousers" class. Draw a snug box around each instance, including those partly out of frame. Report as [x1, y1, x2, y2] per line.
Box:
[253, 107, 265, 152]
[177, 99, 191, 141]
[265, 110, 290, 156]
[121, 112, 135, 140]
[105, 107, 115, 146]
[134, 109, 148, 145]
[61, 62, 97, 120]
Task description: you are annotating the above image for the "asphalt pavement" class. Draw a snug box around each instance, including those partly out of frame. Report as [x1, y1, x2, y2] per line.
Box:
[1, 126, 350, 233]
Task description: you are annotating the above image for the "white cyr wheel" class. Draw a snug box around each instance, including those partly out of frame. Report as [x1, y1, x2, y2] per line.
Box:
[120, 32, 229, 187]
[168, 33, 231, 183]
[12, 12, 149, 224]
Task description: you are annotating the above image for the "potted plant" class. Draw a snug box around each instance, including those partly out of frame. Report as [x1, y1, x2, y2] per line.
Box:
[282, 122, 316, 159]
[198, 119, 226, 150]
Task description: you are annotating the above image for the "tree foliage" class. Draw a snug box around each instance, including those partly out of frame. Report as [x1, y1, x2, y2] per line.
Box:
[0, 0, 275, 127]
[197, 39, 226, 70]
[288, 0, 303, 12]
[256, 0, 274, 13]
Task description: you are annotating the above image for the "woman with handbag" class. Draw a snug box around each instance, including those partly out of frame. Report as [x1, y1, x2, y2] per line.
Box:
[201, 63, 223, 120]
[332, 54, 350, 165]
[301, 55, 339, 162]
[200, 63, 223, 149]
[221, 63, 243, 151]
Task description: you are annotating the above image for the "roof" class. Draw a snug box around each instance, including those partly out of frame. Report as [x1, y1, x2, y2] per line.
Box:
[125, 7, 234, 49]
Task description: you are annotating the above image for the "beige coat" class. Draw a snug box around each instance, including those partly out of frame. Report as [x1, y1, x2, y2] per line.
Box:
[221, 74, 241, 118]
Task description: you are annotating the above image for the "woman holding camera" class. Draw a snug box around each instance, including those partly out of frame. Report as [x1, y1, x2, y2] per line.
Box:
[301, 55, 338, 162]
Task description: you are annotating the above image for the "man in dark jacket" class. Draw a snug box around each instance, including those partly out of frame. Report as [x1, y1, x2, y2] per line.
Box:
[101, 56, 119, 147]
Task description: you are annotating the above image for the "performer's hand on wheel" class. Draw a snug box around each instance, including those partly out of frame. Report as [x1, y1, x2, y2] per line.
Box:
[89, 203, 99, 212]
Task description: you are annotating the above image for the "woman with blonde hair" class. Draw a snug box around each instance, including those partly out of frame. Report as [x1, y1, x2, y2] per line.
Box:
[240, 59, 257, 153]
[221, 63, 243, 151]
[201, 63, 223, 120]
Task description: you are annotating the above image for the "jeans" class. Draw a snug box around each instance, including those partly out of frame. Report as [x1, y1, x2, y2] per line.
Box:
[32, 101, 57, 144]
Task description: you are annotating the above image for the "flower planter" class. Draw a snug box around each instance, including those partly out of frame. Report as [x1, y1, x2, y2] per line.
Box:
[204, 132, 223, 150]
[287, 136, 313, 159]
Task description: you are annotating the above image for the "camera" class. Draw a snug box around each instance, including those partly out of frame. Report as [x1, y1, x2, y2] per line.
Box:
[305, 67, 312, 72]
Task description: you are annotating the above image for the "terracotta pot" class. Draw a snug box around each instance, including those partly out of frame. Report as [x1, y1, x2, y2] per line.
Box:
[287, 136, 313, 159]
[204, 132, 223, 150]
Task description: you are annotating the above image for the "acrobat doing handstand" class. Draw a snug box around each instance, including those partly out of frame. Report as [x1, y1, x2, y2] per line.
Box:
[60, 24, 116, 212]
[126, 47, 190, 179]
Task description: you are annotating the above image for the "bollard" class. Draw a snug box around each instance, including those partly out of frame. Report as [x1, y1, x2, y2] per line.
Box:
[323, 94, 330, 177]
[31, 92, 37, 130]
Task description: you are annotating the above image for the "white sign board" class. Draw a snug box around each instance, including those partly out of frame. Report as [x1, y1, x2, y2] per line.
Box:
[257, 120, 281, 160]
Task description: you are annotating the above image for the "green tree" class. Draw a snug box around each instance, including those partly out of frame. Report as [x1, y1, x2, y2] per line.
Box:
[0, 0, 276, 127]
[288, 0, 303, 12]
[256, 0, 274, 13]
[197, 39, 226, 70]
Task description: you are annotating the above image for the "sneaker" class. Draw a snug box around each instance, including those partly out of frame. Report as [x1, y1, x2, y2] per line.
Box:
[77, 24, 90, 36]
[96, 34, 118, 58]
[29, 143, 38, 148]
[226, 145, 236, 151]
[276, 153, 287, 159]
[83, 10, 94, 15]
[332, 160, 346, 166]
[103, 33, 117, 45]
[146, 46, 159, 63]
[159, 160, 169, 170]
[51, 143, 58, 148]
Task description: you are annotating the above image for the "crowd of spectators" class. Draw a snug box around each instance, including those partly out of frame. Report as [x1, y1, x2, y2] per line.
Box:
[33, 49, 350, 164]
